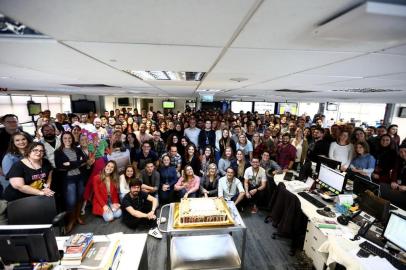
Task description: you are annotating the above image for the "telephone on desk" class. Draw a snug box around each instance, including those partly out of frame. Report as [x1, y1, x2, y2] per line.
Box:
[353, 220, 374, 241]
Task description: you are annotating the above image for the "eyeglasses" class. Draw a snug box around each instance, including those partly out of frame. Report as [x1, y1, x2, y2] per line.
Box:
[32, 149, 45, 153]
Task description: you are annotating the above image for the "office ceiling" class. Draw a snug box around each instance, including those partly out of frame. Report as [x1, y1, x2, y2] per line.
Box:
[0, 0, 406, 102]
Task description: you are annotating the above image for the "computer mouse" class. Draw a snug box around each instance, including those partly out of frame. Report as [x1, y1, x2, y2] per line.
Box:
[324, 206, 331, 212]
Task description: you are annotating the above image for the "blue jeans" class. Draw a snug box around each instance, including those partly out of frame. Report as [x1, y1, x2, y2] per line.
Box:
[64, 174, 85, 211]
[102, 202, 122, 222]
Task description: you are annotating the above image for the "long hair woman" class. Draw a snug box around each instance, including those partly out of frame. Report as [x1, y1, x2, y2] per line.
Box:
[92, 160, 122, 222]
[55, 131, 88, 232]
[199, 145, 215, 176]
[182, 143, 201, 176]
[119, 165, 136, 200]
[348, 141, 376, 179]
[4, 142, 54, 202]
[174, 165, 200, 199]
[372, 134, 397, 184]
[1, 132, 31, 188]
[200, 163, 219, 198]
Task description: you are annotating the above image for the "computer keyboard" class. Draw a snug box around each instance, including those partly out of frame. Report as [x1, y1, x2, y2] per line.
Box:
[359, 241, 406, 269]
[297, 192, 326, 208]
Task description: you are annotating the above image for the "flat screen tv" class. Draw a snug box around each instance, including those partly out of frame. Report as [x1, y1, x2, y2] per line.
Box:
[200, 95, 214, 102]
[254, 102, 275, 114]
[230, 101, 253, 113]
[27, 102, 42, 116]
[71, 100, 96, 114]
[277, 102, 298, 115]
[117, 97, 130, 106]
[399, 107, 406, 118]
[163, 101, 175, 109]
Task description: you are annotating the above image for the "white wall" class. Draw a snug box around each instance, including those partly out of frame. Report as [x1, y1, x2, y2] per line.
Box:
[391, 103, 406, 142]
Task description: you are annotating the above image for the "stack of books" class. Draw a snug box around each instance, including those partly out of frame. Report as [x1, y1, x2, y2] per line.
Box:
[79, 240, 122, 270]
[61, 233, 94, 266]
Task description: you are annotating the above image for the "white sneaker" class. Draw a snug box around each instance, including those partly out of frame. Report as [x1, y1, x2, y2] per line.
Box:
[157, 217, 167, 225]
[148, 227, 163, 239]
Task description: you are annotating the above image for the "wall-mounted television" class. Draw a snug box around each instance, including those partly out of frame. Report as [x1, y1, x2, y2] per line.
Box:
[117, 97, 130, 106]
[27, 102, 42, 116]
[71, 100, 96, 114]
[326, 102, 338, 111]
[201, 95, 214, 102]
[398, 107, 406, 118]
[163, 101, 175, 109]
[254, 102, 275, 114]
[231, 101, 253, 113]
[277, 103, 298, 115]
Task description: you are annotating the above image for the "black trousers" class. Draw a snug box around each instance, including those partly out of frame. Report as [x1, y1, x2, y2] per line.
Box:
[122, 203, 157, 229]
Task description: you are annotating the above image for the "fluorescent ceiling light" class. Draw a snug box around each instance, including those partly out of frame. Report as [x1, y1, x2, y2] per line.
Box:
[125, 71, 205, 81]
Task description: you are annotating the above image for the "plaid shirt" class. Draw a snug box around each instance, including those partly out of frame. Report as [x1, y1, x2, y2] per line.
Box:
[161, 152, 182, 168]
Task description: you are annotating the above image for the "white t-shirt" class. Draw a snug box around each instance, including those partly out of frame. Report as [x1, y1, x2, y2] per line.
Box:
[328, 142, 354, 168]
[184, 127, 201, 147]
[244, 166, 267, 187]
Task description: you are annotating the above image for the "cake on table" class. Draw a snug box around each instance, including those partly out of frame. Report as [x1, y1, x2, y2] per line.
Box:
[179, 197, 228, 224]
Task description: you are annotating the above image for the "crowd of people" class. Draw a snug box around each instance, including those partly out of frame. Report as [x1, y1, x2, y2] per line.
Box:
[0, 107, 405, 238]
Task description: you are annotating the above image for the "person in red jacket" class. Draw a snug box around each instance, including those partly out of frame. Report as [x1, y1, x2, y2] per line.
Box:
[92, 160, 122, 222]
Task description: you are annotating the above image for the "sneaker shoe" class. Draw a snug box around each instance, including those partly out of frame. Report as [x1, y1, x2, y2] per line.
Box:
[148, 227, 163, 239]
[157, 217, 167, 225]
[250, 205, 258, 214]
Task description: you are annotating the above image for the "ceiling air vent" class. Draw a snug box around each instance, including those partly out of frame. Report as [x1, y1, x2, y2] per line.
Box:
[62, 84, 116, 88]
[125, 71, 205, 81]
[274, 89, 316, 94]
[332, 88, 402, 93]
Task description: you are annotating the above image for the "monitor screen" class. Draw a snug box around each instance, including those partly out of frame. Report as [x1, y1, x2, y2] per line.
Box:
[383, 212, 406, 251]
[27, 102, 42, 116]
[71, 100, 96, 114]
[254, 102, 275, 114]
[277, 103, 298, 115]
[350, 173, 380, 196]
[318, 164, 346, 194]
[316, 155, 342, 174]
[117, 97, 129, 106]
[326, 102, 338, 111]
[231, 101, 253, 113]
[0, 224, 60, 264]
[162, 101, 175, 109]
[200, 95, 214, 102]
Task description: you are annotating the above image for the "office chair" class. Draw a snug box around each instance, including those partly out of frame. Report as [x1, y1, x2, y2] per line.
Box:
[7, 196, 66, 235]
[264, 182, 307, 255]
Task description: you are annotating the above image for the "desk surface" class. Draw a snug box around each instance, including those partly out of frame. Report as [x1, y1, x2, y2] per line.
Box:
[56, 233, 148, 270]
[273, 172, 405, 270]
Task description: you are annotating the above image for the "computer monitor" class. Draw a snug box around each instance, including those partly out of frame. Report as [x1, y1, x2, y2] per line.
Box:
[316, 155, 341, 174]
[358, 190, 390, 223]
[0, 224, 60, 264]
[383, 212, 406, 251]
[350, 173, 380, 196]
[317, 164, 346, 194]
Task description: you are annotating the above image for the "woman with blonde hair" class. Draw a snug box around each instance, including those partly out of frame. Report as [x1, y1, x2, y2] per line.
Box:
[200, 163, 219, 198]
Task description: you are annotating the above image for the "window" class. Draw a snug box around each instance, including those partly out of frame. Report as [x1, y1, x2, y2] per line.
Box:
[0, 94, 71, 123]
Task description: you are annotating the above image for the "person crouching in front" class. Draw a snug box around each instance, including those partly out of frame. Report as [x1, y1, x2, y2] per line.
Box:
[121, 179, 163, 239]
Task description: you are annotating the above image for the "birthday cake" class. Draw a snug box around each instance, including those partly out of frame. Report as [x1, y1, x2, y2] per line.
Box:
[179, 197, 228, 224]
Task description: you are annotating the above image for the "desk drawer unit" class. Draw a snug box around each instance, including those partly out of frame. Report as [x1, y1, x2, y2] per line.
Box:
[303, 221, 328, 270]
